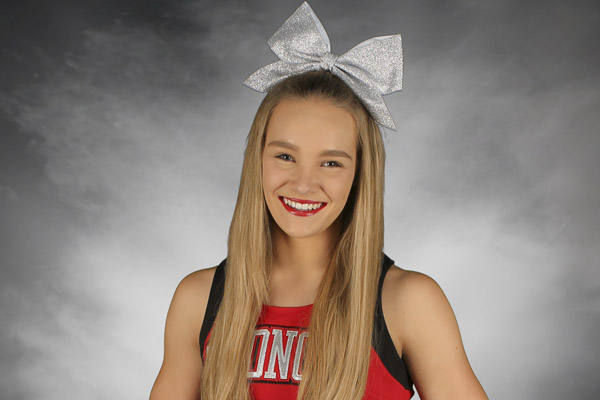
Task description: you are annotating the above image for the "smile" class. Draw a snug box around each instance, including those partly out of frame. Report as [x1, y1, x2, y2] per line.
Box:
[279, 196, 327, 216]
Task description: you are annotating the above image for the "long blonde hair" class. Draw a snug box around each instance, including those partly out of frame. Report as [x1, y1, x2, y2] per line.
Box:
[200, 71, 385, 399]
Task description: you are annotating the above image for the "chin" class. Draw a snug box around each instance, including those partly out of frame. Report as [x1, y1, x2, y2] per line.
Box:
[276, 217, 341, 241]
[276, 223, 322, 239]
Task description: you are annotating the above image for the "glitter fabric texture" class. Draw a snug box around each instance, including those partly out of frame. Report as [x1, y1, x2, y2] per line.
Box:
[243, 2, 403, 130]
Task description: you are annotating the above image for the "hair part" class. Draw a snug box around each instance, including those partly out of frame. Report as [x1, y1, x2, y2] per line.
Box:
[201, 71, 385, 400]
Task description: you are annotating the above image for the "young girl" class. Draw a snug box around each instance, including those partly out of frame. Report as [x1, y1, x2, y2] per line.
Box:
[150, 3, 487, 400]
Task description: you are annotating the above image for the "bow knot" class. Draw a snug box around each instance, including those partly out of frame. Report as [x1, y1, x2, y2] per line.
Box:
[243, 2, 403, 130]
[319, 52, 338, 71]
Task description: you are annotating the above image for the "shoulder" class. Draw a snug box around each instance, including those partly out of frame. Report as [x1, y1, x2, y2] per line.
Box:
[382, 265, 458, 352]
[168, 266, 218, 329]
[382, 265, 444, 304]
[381, 265, 488, 399]
[149, 265, 218, 400]
[383, 266, 450, 320]
[174, 267, 217, 301]
[381, 266, 452, 354]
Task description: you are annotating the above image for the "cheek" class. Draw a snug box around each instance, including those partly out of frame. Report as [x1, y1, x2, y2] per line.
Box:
[262, 162, 285, 195]
[327, 172, 355, 202]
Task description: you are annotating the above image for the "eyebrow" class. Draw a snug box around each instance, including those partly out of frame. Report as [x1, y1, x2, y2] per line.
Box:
[267, 140, 354, 160]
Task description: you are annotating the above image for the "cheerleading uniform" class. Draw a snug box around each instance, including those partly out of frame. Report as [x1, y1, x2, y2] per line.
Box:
[199, 254, 414, 399]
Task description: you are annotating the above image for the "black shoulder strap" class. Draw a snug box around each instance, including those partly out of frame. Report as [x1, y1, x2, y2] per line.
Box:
[199, 258, 227, 361]
[379, 253, 395, 291]
[373, 253, 414, 391]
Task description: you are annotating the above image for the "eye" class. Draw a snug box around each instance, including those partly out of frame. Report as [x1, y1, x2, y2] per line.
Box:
[323, 161, 342, 168]
[275, 153, 294, 162]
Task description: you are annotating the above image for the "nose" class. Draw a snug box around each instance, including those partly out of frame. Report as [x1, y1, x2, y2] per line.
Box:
[290, 163, 319, 195]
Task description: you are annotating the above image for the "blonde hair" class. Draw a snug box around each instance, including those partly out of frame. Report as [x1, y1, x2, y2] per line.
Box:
[201, 71, 385, 399]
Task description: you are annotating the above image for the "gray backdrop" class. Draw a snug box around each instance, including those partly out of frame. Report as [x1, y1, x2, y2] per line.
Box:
[1, 0, 598, 399]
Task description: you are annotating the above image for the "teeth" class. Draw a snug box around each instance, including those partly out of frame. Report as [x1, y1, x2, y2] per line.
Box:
[282, 197, 323, 211]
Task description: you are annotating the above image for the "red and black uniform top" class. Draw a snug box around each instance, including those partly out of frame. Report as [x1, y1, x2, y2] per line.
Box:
[199, 254, 414, 399]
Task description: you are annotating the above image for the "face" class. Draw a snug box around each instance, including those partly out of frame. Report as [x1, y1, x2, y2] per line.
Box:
[262, 97, 357, 240]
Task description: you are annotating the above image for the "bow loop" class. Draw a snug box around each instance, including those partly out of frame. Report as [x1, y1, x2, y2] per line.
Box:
[267, 2, 330, 63]
[337, 35, 403, 95]
[244, 2, 403, 130]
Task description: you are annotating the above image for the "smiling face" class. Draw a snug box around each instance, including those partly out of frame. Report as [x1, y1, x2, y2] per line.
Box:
[262, 97, 358, 240]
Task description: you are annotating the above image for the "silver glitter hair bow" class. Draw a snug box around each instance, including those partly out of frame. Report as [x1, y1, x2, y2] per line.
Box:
[243, 2, 403, 130]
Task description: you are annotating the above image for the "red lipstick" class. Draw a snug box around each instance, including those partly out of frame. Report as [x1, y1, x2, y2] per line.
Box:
[279, 196, 327, 217]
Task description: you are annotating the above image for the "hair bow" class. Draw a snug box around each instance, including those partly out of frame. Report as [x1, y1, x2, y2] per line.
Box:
[243, 2, 403, 130]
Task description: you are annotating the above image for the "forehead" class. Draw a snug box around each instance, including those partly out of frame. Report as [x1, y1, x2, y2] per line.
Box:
[265, 98, 357, 153]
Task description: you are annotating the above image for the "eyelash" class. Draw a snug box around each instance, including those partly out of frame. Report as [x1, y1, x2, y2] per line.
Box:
[275, 153, 294, 162]
[275, 154, 342, 168]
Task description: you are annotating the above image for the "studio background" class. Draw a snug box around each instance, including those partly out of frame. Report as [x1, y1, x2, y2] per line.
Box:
[1, 0, 598, 399]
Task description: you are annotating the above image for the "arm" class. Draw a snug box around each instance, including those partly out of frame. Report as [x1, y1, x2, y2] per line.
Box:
[382, 268, 488, 400]
[150, 267, 216, 400]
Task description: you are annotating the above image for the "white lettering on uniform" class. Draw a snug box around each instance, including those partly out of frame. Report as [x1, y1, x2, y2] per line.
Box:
[248, 329, 270, 378]
[292, 331, 309, 381]
[264, 329, 298, 379]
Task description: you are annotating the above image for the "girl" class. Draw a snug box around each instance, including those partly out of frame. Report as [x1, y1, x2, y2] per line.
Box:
[151, 3, 487, 400]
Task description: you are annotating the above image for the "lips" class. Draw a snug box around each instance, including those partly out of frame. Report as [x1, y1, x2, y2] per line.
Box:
[279, 196, 327, 217]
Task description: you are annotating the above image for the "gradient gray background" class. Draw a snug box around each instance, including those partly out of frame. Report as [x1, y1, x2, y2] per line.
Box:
[1, 0, 598, 399]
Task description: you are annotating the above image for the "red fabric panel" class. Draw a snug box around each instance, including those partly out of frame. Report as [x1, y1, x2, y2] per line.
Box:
[203, 303, 413, 399]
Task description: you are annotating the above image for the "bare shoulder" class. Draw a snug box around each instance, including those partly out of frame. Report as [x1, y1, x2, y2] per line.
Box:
[175, 267, 217, 304]
[149, 266, 218, 400]
[383, 266, 452, 321]
[381, 265, 488, 399]
[381, 266, 450, 353]
[382, 265, 445, 305]
[179, 265, 218, 291]
[169, 266, 217, 325]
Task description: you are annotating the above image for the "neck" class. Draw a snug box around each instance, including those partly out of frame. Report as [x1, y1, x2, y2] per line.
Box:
[270, 220, 341, 276]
